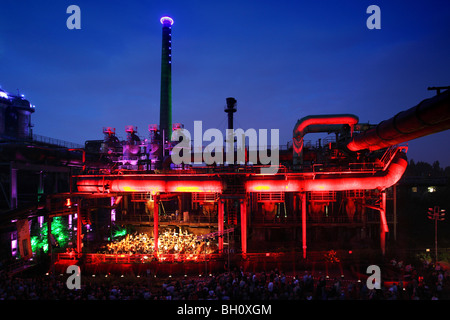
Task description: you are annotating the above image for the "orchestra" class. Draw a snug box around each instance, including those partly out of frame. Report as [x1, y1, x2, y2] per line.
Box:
[102, 229, 217, 255]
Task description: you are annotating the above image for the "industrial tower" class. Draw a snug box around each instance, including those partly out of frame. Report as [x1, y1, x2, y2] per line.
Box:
[159, 16, 173, 143]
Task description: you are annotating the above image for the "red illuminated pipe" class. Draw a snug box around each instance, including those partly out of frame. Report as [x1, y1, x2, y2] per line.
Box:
[347, 90, 450, 152]
[293, 114, 359, 164]
[76, 175, 223, 193]
[246, 150, 407, 192]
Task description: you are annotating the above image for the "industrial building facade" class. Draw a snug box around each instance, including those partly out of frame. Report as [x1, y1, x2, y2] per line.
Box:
[1, 16, 449, 275]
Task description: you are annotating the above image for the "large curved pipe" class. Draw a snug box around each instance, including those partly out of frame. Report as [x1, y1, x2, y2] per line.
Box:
[293, 114, 359, 165]
[246, 150, 407, 192]
[347, 90, 450, 152]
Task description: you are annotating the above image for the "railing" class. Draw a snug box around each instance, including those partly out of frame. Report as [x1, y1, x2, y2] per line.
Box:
[252, 212, 396, 225]
[78, 145, 407, 177]
[56, 252, 223, 263]
[347, 162, 378, 173]
[307, 215, 363, 224]
[380, 145, 399, 170]
[167, 164, 289, 174]
[0, 133, 83, 149]
[252, 215, 298, 225]
[253, 215, 363, 224]
[32, 134, 84, 149]
[308, 191, 336, 201]
[116, 212, 218, 224]
[302, 161, 378, 174]
[7, 259, 36, 275]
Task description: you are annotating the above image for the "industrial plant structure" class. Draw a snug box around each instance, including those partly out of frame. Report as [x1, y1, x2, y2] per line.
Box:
[1, 16, 450, 275]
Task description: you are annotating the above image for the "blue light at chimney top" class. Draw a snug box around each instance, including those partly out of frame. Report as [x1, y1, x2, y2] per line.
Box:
[160, 16, 174, 25]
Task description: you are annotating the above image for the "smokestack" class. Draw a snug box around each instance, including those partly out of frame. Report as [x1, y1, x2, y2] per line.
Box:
[159, 16, 173, 142]
[225, 97, 237, 130]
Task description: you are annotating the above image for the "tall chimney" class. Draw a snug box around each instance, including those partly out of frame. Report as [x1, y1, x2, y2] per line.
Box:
[225, 97, 237, 130]
[159, 16, 173, 142]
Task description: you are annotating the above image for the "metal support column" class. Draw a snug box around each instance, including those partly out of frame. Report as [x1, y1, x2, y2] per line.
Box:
[218, 199, 224, 253]
[154, 194, 159, 257]
[301, 193, 307, 259]
[240, 198, 247, 257]
[393, 185, 397, 241]
[10, 163, 18, 210]
[380, 192, 388, 256]
[77, 199, 82, 253]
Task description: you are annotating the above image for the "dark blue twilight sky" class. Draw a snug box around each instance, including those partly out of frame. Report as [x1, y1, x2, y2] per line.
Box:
[1, 1, 449, 166]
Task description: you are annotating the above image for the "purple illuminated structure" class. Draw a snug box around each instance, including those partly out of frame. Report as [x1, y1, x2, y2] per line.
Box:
[160, 16, 174, 25]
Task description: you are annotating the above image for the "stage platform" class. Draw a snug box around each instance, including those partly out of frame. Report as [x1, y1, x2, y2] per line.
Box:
[51, 251, 381, 281]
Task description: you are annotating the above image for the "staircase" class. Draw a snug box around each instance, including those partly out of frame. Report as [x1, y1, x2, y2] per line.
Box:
[222, 175, 246, 199]
[226, 199, 238, 225]
[221, 175, 246, 225]
[379, 145, 401, 170]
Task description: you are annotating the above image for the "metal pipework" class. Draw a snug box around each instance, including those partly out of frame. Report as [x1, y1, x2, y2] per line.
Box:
[292, 114, 359, 165]
[246, 149, 408, 192]
[347, 90, 450, 152]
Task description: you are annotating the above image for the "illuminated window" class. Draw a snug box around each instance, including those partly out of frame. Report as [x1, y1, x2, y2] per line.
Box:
[11, 232, 18, 257]
[428, 186, 437, 193]
[411, 187, 417, 193]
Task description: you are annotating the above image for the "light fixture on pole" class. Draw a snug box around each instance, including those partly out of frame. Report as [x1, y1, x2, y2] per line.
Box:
[427, 206, 445, 263]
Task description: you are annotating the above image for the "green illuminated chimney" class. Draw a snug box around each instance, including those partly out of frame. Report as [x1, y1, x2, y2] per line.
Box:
[159, 16, 173, 142]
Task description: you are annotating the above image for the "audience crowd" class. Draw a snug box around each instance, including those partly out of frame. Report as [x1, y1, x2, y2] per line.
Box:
[0, 259, 448, 300]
